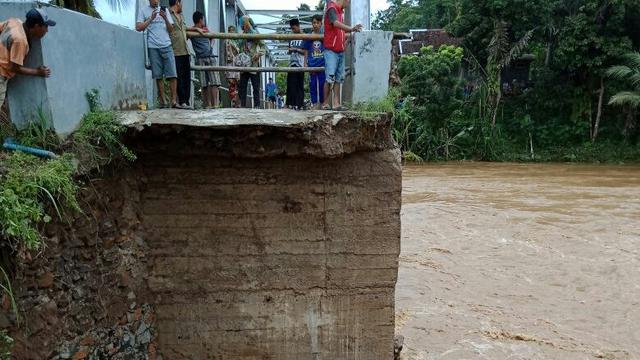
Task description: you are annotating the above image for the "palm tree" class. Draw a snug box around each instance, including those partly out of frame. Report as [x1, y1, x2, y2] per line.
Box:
[606, 52, 640, 136]
[52, 0, 130, 18]
[607, 52, 640, 108]
[486, 21, 533, 126]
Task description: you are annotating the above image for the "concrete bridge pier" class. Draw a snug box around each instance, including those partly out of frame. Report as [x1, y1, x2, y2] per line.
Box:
[121, 109, 402, 359]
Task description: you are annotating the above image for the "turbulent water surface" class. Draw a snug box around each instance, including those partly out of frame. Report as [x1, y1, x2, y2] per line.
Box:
[397, 163, 640, 360]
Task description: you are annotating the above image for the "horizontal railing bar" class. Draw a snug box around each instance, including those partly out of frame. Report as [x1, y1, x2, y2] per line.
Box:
[257, 24, 314, 30]
[187, 32, 322, 41]
[245, 10, 322, 16]
[187, 32, 413, 41]
[192, 65, 325, 73]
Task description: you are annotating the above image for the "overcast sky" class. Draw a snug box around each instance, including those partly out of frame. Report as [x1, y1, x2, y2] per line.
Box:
[95, 0, 389, 28]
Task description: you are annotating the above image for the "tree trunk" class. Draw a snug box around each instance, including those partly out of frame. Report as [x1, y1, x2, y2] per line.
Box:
[624, 106, 637, 137]
[491, 90, 501, 127]
[545, 42, 552, 66]
[592, 77, 605, 142]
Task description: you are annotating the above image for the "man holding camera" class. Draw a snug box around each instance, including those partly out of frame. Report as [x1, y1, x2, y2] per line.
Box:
[136, 0, 180, 109]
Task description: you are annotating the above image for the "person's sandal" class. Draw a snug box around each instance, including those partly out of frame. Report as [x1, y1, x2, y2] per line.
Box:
[321, 104, 331, 110]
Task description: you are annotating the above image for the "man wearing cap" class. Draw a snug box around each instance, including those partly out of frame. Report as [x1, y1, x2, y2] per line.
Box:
[0, 8, 54, 114]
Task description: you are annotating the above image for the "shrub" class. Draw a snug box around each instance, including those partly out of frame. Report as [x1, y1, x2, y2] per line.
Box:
[0, 152, 79, 250]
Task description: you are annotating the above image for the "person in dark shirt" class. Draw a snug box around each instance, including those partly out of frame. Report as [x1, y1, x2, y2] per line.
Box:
[191, 11, 221, 108]
[286, 18, 306, 110]
[304, 15, 325, 109]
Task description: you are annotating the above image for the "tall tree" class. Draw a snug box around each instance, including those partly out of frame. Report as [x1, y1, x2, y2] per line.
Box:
[52, 0, 130, 18]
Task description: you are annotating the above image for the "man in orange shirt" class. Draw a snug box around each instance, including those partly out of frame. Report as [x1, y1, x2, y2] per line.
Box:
[0, 8, 54, 114]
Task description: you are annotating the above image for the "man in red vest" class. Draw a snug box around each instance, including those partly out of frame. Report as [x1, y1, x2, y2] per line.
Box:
[322, 0, 362, 110]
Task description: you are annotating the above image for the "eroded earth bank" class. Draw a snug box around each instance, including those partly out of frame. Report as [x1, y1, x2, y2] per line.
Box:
[3, 110, 402, 359]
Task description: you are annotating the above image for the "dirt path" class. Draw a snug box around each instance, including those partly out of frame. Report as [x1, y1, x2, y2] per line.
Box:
[397, 163, 640, 360]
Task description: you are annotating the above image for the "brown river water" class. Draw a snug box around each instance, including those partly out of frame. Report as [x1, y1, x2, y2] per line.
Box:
[396, 163, 640, 360]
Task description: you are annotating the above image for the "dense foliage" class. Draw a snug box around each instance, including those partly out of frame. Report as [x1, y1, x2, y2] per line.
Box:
[0, 90, 134, 251]
[375, 0, 640, 161]
[0, 153, 78, 250]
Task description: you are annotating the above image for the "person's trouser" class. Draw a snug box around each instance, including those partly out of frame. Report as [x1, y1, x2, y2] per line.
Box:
[0, 76, 7, 109]
[310, 72, 326, 104]
[286, 66, 305, 109]
[324, 49, 345, 84]
[148, 46, 177, 80]
[175, 55, 191, 105]
[227, 78, 239, 107]
[239, 72, 260, 108]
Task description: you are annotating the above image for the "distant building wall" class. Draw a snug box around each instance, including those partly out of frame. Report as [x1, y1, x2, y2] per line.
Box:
[1, 2, 148, 136]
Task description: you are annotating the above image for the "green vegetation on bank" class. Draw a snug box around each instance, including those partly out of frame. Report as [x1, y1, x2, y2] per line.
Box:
[0, 153, 78, 249]
[373, 0, 640, 162]
[0, 91, 133, 251]
[0, 92, 134, 355]
[0, 330, 12, 360]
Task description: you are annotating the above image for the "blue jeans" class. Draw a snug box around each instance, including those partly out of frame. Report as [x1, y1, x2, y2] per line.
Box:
[148, 46, 177, 79]
[310, 72, 326, 104]
[324, 49, 345, 84]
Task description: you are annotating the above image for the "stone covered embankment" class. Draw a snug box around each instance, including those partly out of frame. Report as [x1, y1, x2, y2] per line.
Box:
[3, 109, 402, 359]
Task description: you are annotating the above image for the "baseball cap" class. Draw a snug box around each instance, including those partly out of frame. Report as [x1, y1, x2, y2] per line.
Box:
[26, 8, 57, 27]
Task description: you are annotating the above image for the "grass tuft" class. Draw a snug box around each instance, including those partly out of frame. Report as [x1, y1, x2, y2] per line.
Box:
[0, 152, 79, 250]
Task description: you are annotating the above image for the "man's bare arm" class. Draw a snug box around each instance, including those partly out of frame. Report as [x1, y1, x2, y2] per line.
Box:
[330, 20, 363, 33]
[9, 62, 50, 77]
[160, 10, 173, 32]
[136, 10, 157, 31]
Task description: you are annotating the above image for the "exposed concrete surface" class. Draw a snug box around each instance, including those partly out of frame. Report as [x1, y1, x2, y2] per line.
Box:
[120, 109, 397, 158]
[2, 2, 148, 135]
[125, 112, 402, 359]
[120, 108, 339, 128]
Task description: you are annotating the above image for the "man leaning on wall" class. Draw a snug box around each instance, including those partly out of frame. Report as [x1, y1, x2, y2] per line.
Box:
[0, 8, 54, 119]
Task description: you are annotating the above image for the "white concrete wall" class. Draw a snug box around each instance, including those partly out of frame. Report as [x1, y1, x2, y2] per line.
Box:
[350, 31, 393, 104]
[2, 2, 148, 136]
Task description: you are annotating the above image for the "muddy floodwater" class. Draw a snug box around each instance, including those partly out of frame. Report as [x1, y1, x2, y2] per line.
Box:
[397, 163, 640, 360]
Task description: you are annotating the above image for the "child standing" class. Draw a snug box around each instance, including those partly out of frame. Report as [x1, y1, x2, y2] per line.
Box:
[304, 15, 325, 110]
[225, 25, 241, 107]
[286, 18, 306, 110]
[191, 11, 221, 108]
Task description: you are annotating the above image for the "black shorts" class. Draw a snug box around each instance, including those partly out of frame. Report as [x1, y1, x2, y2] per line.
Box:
[268, 96, 277, 103]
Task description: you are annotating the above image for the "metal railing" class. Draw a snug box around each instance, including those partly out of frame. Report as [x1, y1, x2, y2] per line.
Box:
[186, 31, 410, 74]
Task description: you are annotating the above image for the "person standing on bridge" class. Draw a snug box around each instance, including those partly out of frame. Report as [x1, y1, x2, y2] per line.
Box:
[322, 0, 362, 110]
[169, 0, 203, 109]
[286, 18, 306, 110]
[238, 16, 264, 109]
[266, 77, 277, 109]
[304, 15, 326, 110]
[136, 0, 179, 109]
[0, 8, 54, 116]
[225, 25, 241, 108]
[192, 11, 221, 109]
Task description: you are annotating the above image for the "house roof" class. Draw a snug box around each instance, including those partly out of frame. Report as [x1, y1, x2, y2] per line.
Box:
[399, 29, 463, 55]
